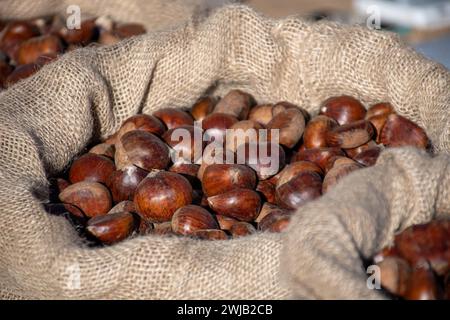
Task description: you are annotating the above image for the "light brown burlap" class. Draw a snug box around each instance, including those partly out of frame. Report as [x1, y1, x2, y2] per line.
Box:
[0, 4, 449, 299]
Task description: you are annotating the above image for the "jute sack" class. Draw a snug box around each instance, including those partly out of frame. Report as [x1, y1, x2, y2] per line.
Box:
[0, 5, 449, 299]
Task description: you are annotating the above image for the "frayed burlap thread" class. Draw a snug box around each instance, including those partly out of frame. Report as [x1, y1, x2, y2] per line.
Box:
[0, 5, 449, 299]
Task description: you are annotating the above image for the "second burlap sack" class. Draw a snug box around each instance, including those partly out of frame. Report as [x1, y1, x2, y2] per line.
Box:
[0, 5, 449, 299]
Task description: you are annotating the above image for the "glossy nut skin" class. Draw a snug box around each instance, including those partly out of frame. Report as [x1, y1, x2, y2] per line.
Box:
[115, 130, 170, 171]
[380, 114, 429, 149]
[108, 201, 136, 215]
[326, 120, 375, 149]
[276, 171, 322, 210]
[292, 147, 345, 171]
[197, 147, 236, 181]
[0, 21, 40, 58]
[69, 153, 116, 185]
[276, 161, 323, 187]
[213, 89, 253, 120]
[366, 102, 394, 119]
[215, 214, 239, 231]
[87, 211, 135, 245]
[59, 19, 98, 45]
[207, 188, 261, 222]
[153, 108, 194, 130]
[4, 63, 41, 87]
[248, 104, 274, 125]
[319, 96, 366, 125]
[171, 205, 218, 236]
[267, 107, 305, 148]
[202, 164, 257, 197]
[344, 140, 377, 159]
[59, 181, 112, 218]
[256, 180, 277, 204]
[89, 143, 115, 159]
[163, 125, 204, 163]
[225, 120, 264, 153]
[16, 35, 63, 65]
[190, 96, 215, 122]
[322, 162, 362, 193]
[118, 114, 166, 139]
[202, 113, 239, 144]
[353, 146, 381, 167]
[303, 115, 338, 149]
[404, 262, 440, 300]
[236, 142, 286, 180]
[107, 165, 148, 203]
[134, 171, 193, 223]
[194, 229, 228, 240]
[377, 257, 411, 297]
[258, 210, 291, 233]
[368, 114, 390, 144]
[255, 202, 289, 223]
[230, 222, 256, 238]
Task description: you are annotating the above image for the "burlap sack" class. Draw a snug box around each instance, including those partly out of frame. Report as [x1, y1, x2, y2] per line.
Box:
[0, 4, 449, 299]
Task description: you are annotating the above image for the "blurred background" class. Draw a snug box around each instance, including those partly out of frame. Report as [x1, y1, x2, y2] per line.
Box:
[244, 0, 450, 68]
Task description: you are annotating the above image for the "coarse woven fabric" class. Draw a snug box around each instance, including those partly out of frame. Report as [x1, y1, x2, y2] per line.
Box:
[0, 4, 449, 299]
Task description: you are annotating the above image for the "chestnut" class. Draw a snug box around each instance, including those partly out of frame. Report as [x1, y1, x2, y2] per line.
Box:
[108, 200, 136, 215]
[380, 114, 429, 149]
[86, 211, 135, 245]
[248, 104, 274, 125]
[169, 162, 200, 178]
[162, 125, 204, 163]
[368, 114, 390, 144]
[322, 161, 362, 193]
[207, 188, 261, 222]
[273, 101, 310, 122]
[107, 165, 148, 203]
[16, 35, 63, 65]
[89, 143, 115, 159]
[69, 153, 116, 185]
[404, 262, 440, 300]
[319, 96, 366, 125]
[153, 108, 194, 130]
[134, 171, 193, 223]
[276, 171, 322, 210]
[255, 202, 289, 223]
[118, 114, 166, 139]
[202, 164, 257, 197]
[194, 229, 228, 240]
[225, 120, 264, 152]
[324, 156, 358, 174]
[171, 205, 218, 236]
[190, 96, 215, 122]
[202, 112, 239, 144]
[230, 222, 256, 238]
[292, 147, 345, 171]
[344, 140, 377, 159]
[276, 161, 323, 187]
[326, 120, 375, 149]
[0, 21, 40, 59]
[4, 63, 41, 87]
[215, 214, 239, 231]
[353, 146, 381, 167]
[377, 256, 411, 297]
[113, 23, 146, 39]
[59, 181, 112, 218]
[266, 107, 305, 148]
[303, 115, 338, 149]
[197, 147, 236, 181]
[236, 142, 286, 180]
[115, 130, 170, 171]
[213, 89, 253, 120]
[365, 102, 394, 119]
[258, 210, 291, 233]
[256, 180, 277, 204]
[59, 19, 98, 45]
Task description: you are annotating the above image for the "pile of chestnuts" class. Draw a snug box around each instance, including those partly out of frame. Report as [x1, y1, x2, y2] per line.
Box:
[373, 220, 450, 300]
[0, 15, 146, 89]
[46, 89, 432, 246]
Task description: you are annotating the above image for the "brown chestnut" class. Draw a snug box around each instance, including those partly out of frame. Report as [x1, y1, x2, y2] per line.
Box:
[258, 210, 291, 233]
[4, 63, 41, 87]
[292, 147, 345, 171]
[194, 229, 228, 240]
[256, 180, 277, 204]
[0, 21, 40, 59]
[377, 256, 411, 297]
[405, 262, 440, 300]
[134, 171, 193, 223]
[59, 19, 98, 45]
[59, 181, 112, 218]
[153, 108, 194, 130]
[266, 107, 305, 148]
[303, 115, 338, 149]
[276, 161, 323, 187]
[380, 114, 429, 149]
[202, 164, 256, 197]
[69, 153, 116, 185]
[108, 201, 136, 215]
[322, 162, 362, 193]
[89, 143, 115, 159]
[215, 214, 239, 231]
[326, 120, 375, 149]
[225, 120, 264, 153]
[344, 140, 377, 159]
[368, 114, 390, 144]
[171, 205, 218, 236]
[255, 202, 289, 223]
[115, 130, 170, 171]
[87, 211, 135, 245]
[202, 112, 239, 144]
[320, 96, 366, 125]
[236, 142, 286, 180]
[107, 165, 148, 203]
[118, 114, 166, 139]
[276, 171, 322, 210]
[207, 188, 261, 222]
[366, 102, 394, 119]
[230, 222, 256, 238]
[197, 147, 236, 181]
[248, 104, 274, 125]
[190, 96, 215, 122]
[353, 146, 382, 167]
[213, 89, 253, 120]
[16, 35, 63, 65]
[162, 125, 204, 163]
